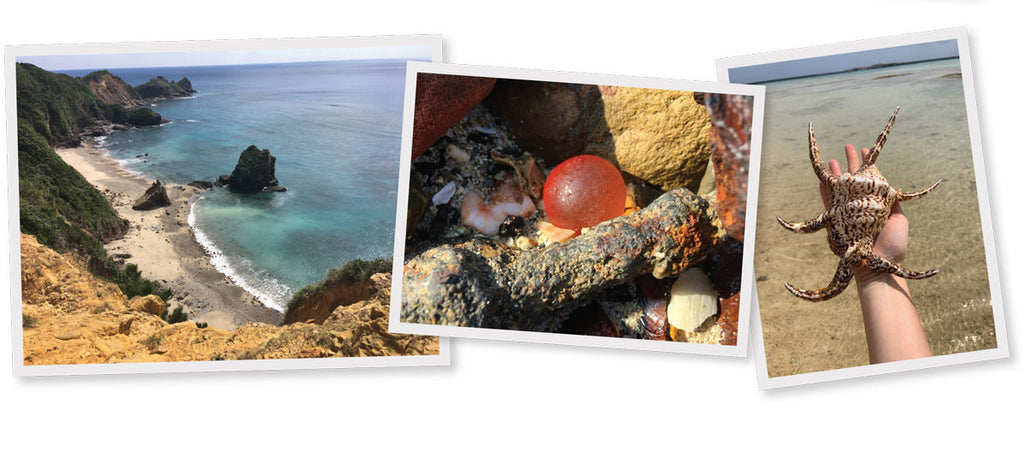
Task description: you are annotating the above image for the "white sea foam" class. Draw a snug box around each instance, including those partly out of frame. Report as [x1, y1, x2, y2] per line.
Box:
[188, 199, 292, 312]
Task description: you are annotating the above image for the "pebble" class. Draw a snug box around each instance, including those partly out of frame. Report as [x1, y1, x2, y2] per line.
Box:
[432, 182, 457, 206]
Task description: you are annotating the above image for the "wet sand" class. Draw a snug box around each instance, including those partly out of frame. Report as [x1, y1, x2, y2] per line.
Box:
[754, 59, 997, 378]
[56, 141, 282, 329]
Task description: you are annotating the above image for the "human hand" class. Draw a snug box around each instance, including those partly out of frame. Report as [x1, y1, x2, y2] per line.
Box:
[819, 144, 910, 276]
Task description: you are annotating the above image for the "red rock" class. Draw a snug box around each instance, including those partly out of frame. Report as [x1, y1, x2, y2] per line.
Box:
[705, 93, 754, 241]
[412, 74, 496, 160]
[716, 293, 740, 346]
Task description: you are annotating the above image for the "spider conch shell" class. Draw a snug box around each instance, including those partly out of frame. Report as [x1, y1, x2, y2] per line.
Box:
[667, 268, 719, 333]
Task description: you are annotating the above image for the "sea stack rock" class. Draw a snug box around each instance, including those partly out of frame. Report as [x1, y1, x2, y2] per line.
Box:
[226, 145, 285, 193]
[132, 181, 172, 210]
[134, 76, 196, 100]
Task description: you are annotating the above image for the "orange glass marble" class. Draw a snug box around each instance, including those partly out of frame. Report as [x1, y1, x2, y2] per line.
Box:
[543, 155, 626, 232]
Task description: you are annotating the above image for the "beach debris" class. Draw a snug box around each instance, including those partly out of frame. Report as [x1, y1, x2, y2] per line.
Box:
[224, 145, 284, 193]
[543, 154, 627, 232]
[666, 268, 719, 334]
[490, 149, 546, 198]
[705, 93, 755, 241]
[402, 187, 723, 330]
[131, 180, 171, 211]
[498, 216, 526, 237]
[432, 181, 458, 206]
[460, 180, 536, 236]
[536, 220, 575, 243]
[446, 144, 471, 164]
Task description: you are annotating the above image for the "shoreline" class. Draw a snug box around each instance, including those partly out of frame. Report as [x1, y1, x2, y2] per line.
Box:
[56, 139, 283, 329]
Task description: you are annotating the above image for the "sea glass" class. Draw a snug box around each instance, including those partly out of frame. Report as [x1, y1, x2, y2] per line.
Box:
[543, 155, 626, 232]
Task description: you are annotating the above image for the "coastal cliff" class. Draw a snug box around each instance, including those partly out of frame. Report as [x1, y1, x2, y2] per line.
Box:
[82, 70, 142, 107]
[283, 259, 391, 324]
[21, 234, 438, 364]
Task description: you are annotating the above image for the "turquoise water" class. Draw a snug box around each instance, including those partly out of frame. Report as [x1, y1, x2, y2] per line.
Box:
[63, 60, 414, 310]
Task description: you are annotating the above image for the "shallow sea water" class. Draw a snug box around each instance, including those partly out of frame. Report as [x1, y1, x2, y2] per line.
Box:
[754, 59, 997, 377]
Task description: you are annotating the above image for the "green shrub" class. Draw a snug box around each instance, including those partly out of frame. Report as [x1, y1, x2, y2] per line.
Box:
[22, 314, 38, 329]
[164, 306, 188, 324]
[285, 258, 392, 311]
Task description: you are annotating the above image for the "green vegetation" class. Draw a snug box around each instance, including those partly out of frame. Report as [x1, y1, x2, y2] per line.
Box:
[162, 306, 188, 324]
[134, 76, 194, 99]
[16, 62, 171, 301]
[22, 314, 38, 329]
[104, 105, 164, 126]
[286, 258, 392, 312]
[144, 334, 165, 349]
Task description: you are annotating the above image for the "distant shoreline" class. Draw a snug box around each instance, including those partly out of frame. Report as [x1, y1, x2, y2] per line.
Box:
[751, 56, 959, 85]
[56, 139, 283, 329]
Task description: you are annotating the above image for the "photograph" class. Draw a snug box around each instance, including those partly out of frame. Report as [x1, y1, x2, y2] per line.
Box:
[720, 28, 1007, 387]
[389, 63, 764, 355]
[7, 36, 448, 375]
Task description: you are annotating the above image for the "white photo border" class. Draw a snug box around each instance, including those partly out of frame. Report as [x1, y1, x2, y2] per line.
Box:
[717, 27, 1009, 388]
[389, 62, 765, 357]
[6, 35, 450, 376]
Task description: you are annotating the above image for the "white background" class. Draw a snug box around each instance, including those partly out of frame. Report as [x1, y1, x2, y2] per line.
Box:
[1, 1, 1019, 453]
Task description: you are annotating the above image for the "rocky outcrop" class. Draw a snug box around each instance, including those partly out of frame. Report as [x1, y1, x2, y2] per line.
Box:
[485, 80, 607, 165]
[19, 234, 440, 365]
[412, 73, 496, 160]
[704, 93, 754, 241]
[600, 87, 713, 193]
[226, 145, 284, 193]
[134, 76, 196, 100]
[131, 181, 171, 210]
[483, 82, 713, 193]
[81, 70, 142, 107]
[283, 273, 381, 325]
[176, 77, 194, 93]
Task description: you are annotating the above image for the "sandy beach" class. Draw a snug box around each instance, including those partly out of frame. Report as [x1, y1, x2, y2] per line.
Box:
[56, 141, 283, 329]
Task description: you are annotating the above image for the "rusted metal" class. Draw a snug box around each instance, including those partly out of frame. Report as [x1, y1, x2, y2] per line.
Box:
[400, 188, 724, 330]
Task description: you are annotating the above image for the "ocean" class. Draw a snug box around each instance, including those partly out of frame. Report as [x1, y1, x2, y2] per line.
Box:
[62, 60, 414, 311]
[751, 58, 997, 376]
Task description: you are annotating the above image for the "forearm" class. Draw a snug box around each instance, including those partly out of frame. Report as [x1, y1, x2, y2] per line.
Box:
[855, 270, 932, 363]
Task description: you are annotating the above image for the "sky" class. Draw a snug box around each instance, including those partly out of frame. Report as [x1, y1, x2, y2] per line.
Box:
[16, 45, 434, 71]
[728, 39, 959, 84]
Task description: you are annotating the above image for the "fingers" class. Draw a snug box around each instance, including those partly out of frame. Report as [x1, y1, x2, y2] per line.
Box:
[828, 159, 841, 176]
[891, 200, 905, 217]
[844, 144, 861, 173]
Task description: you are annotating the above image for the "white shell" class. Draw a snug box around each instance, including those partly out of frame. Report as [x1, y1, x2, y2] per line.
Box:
[667, 268, 719, 333]
[432, 182, 457, 206]
[446, 144, 470, 163]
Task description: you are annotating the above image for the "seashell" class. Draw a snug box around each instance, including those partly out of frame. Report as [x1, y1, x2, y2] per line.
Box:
[666, 268, 719, 333]
[446, 144, 471, 163]
[432, 181, 457, 206]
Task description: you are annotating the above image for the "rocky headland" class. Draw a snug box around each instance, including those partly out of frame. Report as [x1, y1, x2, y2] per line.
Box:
[134, 75, 196, 100]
